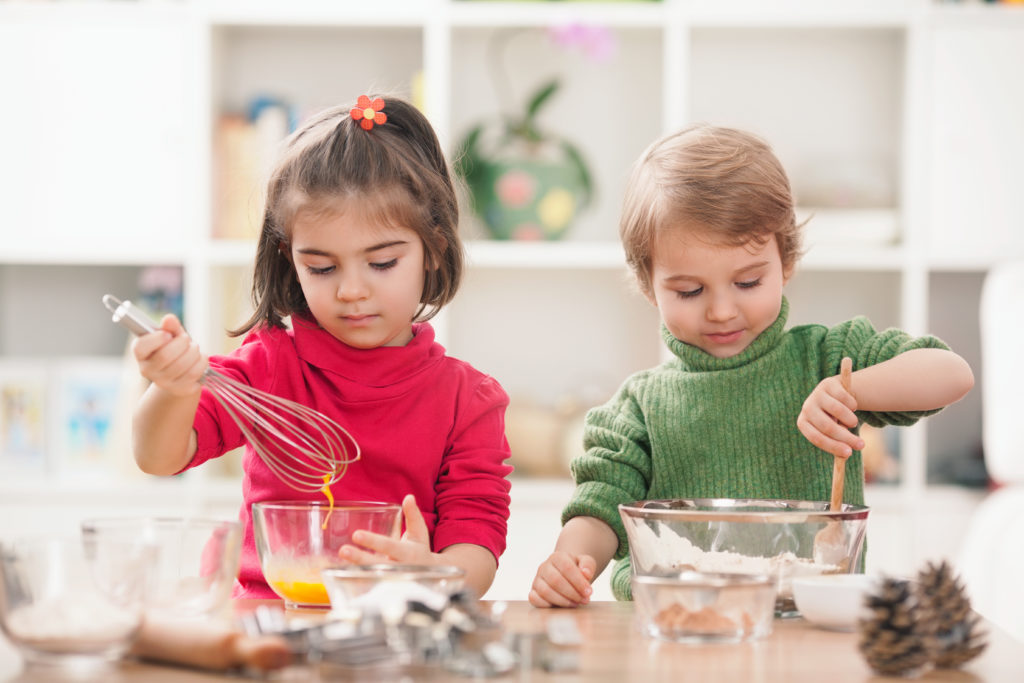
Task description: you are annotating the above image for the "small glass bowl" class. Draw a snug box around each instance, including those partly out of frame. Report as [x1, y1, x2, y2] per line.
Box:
[321, 564, 466, 617]
[0, 537, 154, 668]
[632, 570, 776, 644]
[252, 501, 401, 609]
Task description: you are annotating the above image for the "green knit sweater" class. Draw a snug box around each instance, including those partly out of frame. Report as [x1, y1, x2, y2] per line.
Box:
[562, 298, 948, 600]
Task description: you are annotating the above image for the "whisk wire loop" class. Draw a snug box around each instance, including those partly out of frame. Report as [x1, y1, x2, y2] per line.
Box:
[102, 294, 360, 493]
[203, 371, 359, 491]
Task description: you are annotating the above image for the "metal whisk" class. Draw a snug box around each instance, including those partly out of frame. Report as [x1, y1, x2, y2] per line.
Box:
[102, 294, 360, 493]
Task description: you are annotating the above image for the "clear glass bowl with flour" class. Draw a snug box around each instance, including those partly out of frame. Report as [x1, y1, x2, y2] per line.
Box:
[619, 498, 870, 617]
[0, 536, 154, 669]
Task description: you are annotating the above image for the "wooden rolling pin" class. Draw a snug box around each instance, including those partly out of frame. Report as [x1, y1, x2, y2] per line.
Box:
[130, 616, 292, 673]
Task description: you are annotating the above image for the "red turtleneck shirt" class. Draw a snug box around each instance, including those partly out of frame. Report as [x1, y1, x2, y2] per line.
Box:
[189, 316, 512, 599]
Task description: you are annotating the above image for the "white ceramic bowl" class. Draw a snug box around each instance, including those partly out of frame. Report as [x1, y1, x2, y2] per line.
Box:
[791, 573, 880, 631]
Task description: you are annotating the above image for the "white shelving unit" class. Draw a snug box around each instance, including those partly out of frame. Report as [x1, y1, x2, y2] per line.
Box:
[1, 0, 1022, 591]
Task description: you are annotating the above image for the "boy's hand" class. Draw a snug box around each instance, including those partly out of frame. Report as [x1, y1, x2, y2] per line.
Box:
[528, 551, 596, 608]
[797, 357, 864, 459]
[131, 314, 206, 397]
[339, 494, 437, 566]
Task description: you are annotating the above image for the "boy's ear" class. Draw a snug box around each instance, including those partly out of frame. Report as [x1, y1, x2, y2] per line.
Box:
[782, 262, 795, 285]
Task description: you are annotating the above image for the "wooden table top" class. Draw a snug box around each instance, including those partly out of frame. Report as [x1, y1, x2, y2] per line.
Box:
[1, 600, 1020, 682]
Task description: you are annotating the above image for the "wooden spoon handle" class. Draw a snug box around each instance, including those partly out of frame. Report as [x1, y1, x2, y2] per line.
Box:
[829, 357, 854, 511]
[839, 356, 853, 394]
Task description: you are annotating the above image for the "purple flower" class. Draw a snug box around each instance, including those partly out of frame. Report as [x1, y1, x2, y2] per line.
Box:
[547, 23, 617, 63]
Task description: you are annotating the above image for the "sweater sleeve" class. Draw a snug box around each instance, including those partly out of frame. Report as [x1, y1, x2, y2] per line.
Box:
[562, 379, 653, 560]
[822, 317, 951, 428]
[432, 375, 512, 563]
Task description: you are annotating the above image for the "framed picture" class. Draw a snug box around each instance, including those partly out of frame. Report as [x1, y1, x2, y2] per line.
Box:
[51, 357, 127, 474]
[0, 361, 49, 473]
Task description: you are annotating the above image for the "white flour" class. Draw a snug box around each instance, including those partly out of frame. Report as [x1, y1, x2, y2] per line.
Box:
[632, 521, 837, 595]
[6, 595, 140, 650]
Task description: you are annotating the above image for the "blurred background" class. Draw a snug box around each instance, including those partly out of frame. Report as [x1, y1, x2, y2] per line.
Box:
[0, 0, 1022, 608]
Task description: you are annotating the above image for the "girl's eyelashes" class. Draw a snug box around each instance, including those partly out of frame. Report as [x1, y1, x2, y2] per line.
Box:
[303, 258, 399, 276]
[306, 265, 335, 276]
[675, 286, 702, 299]
[737, 278, 762, 289]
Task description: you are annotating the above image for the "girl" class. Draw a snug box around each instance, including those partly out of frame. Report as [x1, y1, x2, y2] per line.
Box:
[529, 124, 973, 607]
[131, 95, 512, 599]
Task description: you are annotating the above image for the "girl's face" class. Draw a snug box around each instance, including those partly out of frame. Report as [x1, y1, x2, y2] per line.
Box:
[289, 206, 425, 349]
[649, 227, 791, 358]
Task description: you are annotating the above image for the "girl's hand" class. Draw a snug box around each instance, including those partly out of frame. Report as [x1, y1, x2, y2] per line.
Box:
[132, 314, 206, 398]
[528, 551, 596, 608]
[797, 358, 865, 459]
[339, 494, 437, 566]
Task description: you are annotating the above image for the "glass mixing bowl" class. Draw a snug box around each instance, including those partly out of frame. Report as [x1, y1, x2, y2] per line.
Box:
[619, 498, 870, 617]
[80, 517, 242, 620]
[252, 500, 401, 609]
[0, 536, 154, 669]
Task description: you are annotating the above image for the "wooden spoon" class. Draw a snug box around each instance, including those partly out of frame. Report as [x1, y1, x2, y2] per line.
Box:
[813, 357, 854, 570]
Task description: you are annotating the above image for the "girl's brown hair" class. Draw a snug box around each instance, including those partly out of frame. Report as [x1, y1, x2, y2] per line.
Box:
[619, 124, 803, 297]
[232, 96, 462, 336]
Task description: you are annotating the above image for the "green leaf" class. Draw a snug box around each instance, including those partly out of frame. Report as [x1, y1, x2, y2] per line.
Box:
[521, 79, 560, 140]
[561, 140, 594, 209]
[526, 79, 560, 120]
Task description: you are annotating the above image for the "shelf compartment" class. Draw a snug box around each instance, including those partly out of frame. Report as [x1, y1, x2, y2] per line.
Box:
[689, 26, 904, 219]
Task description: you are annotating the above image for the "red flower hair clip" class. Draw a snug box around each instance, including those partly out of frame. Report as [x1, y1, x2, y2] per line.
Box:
[350, 95, 387, 130]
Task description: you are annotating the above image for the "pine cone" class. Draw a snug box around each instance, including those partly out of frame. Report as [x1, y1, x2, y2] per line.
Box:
[858, 577, 931, 676]
[915, 560, 988, 669]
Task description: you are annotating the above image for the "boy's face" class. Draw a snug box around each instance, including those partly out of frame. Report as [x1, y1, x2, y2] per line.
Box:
[649, 228, 791, 358]
[289, 206, 425, 349]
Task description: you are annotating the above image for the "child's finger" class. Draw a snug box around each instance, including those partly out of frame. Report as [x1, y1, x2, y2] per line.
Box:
[578, 555, 597, 582]
[349, 529, 402, 557]
[132, 330, 173, 360]
[400, 494, 430, 544]
[530, 572, 585, 608]
[799, 421, 852, 459]
[541, 555, 591, 603]
[818, 414, 865, 452]
[529, 581, 576, 608]
[528, 587, 555, 608]
[158, 313, 186, 336]
[337, 543, 387, 565]
[827, 394, 858, 429]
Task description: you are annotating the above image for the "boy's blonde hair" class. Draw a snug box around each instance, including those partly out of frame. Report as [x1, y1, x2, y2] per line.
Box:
[620, 124, 803, 297]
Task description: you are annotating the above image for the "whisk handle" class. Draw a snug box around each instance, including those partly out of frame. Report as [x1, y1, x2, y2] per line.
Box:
[102, 294, 159, 336]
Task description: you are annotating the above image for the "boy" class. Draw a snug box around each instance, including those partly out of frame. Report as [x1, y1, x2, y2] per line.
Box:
[529, 125, 973, 606]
